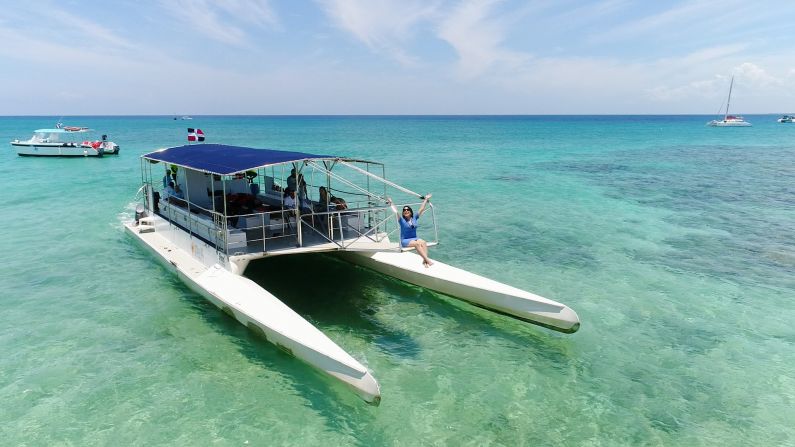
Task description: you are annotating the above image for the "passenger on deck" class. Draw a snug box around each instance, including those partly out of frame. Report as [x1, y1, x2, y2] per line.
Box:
[316, 187, 331, 212]
[318, 186, 347, 211]
[313, 187, 335, 235]
[283, 188, 311, 214]
[388, 194, 433, 267]
[332, 197, 347, 210]
[226, 193, 263, 216]
[163, 181, 184, 201]
[283, 188, 296, 209]
[163, 169, 177, 188]
[286, 168, 297, 191]
[296, 174, 308, 201]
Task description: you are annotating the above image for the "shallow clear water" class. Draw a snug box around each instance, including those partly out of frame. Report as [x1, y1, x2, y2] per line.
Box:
[1, 116, 793, 445]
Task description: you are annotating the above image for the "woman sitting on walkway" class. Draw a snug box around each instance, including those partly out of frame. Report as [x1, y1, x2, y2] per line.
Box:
[388, 194, 433, 268]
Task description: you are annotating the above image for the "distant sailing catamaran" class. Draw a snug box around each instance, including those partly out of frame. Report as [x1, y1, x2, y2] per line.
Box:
[125, 143, 580, 404]
[707, 75, 751, 127]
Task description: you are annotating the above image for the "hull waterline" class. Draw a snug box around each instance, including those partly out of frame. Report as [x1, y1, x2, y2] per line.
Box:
[12, 143, 104, 157]
[340, 251, 580, 333]
[706, 121, 752, 127]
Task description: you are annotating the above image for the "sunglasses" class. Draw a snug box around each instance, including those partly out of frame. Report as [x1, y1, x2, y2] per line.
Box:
[402, 208, 410, 211]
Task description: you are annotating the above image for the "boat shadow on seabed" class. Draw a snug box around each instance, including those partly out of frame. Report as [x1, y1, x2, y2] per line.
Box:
[245, 254, 577, 390]
[166, 273, 372, 411]
[167, 251, 577, 409]
[244, 254, 423, 359]
[247, 253, 577, 360]
[158, 253, 418, 408]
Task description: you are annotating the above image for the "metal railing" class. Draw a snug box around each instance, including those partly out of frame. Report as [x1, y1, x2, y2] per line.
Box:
[154, 186, 437, 256]
[227, 208, 298, 252]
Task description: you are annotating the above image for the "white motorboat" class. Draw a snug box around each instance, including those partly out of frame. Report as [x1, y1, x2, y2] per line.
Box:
[125, 144, 581, 404]
[11, 124, 120, 156]
[707, 76, 751, 127]
[777, 115, 795, 123]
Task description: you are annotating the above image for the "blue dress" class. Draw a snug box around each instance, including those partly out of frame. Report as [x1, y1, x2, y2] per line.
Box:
[399, 213, 419, 247]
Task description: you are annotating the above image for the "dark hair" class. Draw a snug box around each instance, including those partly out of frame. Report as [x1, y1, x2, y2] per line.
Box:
[402, 205, 413, 221]
[168, 181, 175, 187]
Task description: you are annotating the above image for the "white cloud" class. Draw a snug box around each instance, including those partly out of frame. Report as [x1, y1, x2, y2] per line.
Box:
[553, 0, 630, 30]
[317, 0, 439, 65]
[2, 1, 795, 114]
[588, 1, 718, 44]
[214, 0, 279, 27]
[158, 0, 279, 46]
[0, 11, 253, 113]
[0, 26, 111, 66]
[47, 9, 135, 50]
[436, 0, 530, 79]
[647, 61, 786, 103]
[653, 44, 748, 68]
[647, 79, 722, 102]
[0, 4, 135, 55]
[735, 62, 778, 86]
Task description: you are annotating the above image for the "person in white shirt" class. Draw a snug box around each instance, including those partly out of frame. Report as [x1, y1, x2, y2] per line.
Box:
[163, 181, 184, 201]
[283, 188, 311, 214]
[283, 188, 296, 209]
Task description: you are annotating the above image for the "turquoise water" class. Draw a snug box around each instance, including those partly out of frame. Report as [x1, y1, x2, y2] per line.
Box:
[1, 116, 793, 445]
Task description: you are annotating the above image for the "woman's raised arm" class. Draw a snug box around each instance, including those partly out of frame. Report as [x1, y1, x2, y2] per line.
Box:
[418, 193, 432, 216]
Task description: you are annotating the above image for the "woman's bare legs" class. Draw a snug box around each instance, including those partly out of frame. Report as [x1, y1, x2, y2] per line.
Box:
[419, 241, 433, 267]
[408, 239, 433, 267]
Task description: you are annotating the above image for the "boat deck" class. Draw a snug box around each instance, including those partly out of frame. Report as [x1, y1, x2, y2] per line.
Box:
[254, 238, 400, 254]
[157, 200, 415, 258]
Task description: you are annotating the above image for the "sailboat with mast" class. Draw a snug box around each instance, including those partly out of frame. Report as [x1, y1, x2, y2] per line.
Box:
[707, 76, 751, 127]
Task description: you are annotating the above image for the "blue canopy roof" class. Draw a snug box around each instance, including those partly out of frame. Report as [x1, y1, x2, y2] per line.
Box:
[143, 144, 336, 175]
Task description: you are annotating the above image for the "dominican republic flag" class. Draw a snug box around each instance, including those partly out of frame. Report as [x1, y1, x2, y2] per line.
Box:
[187, 128, 205, 142]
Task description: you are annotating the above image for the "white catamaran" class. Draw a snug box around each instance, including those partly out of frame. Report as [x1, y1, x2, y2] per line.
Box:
[125, 144, 580, 404]
[707, 76, 751, 127]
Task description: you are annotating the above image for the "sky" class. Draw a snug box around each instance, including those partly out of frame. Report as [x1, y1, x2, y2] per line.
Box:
[1, 0, 794, 115]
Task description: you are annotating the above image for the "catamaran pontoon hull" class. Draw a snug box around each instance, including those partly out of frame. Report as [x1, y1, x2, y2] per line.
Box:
[123, 221, 382, 404]
[706, 119, 751, 127]
[341, 251, 580, 333]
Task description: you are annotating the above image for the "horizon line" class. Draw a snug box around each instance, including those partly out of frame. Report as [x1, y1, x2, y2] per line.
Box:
[1, 113, 792, 117]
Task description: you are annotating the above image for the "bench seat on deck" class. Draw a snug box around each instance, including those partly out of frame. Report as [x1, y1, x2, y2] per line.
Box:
[161, 202, 246, 251]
